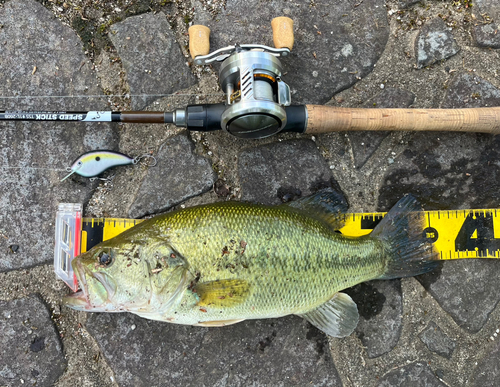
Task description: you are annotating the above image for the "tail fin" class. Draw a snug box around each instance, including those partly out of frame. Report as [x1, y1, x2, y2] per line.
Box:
[372, 195, 439, 280]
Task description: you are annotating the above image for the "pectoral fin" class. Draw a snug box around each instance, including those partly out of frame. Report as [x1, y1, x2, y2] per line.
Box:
[298, 292, 359, 338]
[195, 279, 250, 308]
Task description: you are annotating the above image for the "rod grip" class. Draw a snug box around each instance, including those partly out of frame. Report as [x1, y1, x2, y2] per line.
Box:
[188, 25, 211, 59]
[304, 105, 500, 135]
[271, 17, 294, 50]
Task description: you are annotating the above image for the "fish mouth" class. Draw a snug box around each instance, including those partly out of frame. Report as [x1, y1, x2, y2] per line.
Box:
[63, 289, 89, 310]
[63, 259, 91, 311]
[63, 259, 118, 312]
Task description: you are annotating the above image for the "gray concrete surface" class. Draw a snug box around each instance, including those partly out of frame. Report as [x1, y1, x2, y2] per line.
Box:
[0, 0, 499, 386]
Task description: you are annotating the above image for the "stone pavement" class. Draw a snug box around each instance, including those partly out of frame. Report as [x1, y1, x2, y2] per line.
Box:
[0, 0, 499, 386]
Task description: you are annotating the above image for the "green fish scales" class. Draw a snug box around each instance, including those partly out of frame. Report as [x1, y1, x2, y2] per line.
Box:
[163, 202, 385, 318]
[64, 190, 438, 337]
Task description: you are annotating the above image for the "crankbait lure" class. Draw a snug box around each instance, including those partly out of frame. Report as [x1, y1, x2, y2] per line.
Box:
[61, 150, 156, 181]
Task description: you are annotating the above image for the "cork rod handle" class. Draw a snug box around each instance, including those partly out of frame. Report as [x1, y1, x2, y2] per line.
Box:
[305, 105, 500, 135]
[271, 17, 294, 50]
[188, 25, 211, 59]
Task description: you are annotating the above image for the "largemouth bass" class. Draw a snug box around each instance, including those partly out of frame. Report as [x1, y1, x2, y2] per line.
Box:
[64, 189, 438, 337]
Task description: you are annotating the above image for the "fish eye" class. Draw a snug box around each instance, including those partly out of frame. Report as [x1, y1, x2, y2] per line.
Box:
[96, 250, 113, 267]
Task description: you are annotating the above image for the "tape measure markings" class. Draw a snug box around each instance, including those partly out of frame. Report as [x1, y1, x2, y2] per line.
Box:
[79, 209, 500, 260]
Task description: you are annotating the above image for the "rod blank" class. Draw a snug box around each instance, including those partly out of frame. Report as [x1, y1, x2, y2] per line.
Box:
[0, 111, 173, 124]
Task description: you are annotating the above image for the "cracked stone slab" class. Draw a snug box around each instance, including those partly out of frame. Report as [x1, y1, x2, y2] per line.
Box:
[110, 12, 196, 109]
[0, 0, 117, 272]
[419, 321, 456, 359]
[0, 295, 66, 387]
[415, 18, 460, 68]
[345, 280, 403, 359]
[349, 87, 415, 169]
[377, 361, 446, 387]
[193, 0, 389, 104]
[470, 340, 500, 386]
[86, 312, 342, 387]
[238, 139, 337, 205]
[128, 133, 216, 218]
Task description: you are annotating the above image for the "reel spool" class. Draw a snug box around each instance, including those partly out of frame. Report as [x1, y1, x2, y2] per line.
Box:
[188, 17, 294, 139]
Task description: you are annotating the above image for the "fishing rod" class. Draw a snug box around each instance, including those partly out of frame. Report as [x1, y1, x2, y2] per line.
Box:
[1, 17, 499, 139]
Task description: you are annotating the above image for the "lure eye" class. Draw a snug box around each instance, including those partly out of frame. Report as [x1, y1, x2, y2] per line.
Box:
[97, 251, 113, 267]
[77, 161, 83, 166]
[95, 156, 101, 161]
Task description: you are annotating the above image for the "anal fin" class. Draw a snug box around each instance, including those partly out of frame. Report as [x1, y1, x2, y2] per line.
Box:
[298, 292, 359, 338]
[194, 319, 245, 327]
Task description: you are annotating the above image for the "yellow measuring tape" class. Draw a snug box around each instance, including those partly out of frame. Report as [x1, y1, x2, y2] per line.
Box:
[80, 209, 500, 259]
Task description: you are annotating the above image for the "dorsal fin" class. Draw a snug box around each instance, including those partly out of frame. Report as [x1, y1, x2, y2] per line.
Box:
[195, 279, 250, 308]
[281, 188, 348, 230]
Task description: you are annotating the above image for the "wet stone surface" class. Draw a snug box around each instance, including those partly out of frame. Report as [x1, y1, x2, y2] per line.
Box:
[128, 133, 216, 218]
[345, 280, 403, 359]
[0, 0, 117, 272]
[349, 87, 415, 169]
[415, 18, 460, 69]
[377, 131, 500, 211]
[0, 295, 66, 387]
[110, 12, 196, 109]
[378, 71, 500, 211]
[377, 361, 447, 387]
[86, 312, 342, 387]
[194, 0, 389, 104]
[238, 139, 337, 206]
[419, 321, 456, 359]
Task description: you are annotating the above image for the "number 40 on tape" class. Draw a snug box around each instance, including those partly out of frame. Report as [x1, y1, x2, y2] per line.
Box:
[341, 209, 500, 259]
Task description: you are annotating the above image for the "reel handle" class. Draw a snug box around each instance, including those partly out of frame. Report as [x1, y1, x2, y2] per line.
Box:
[188, 25, 211, 59]
[305, 105, 500, 135]
[271, 17, 294, 50]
